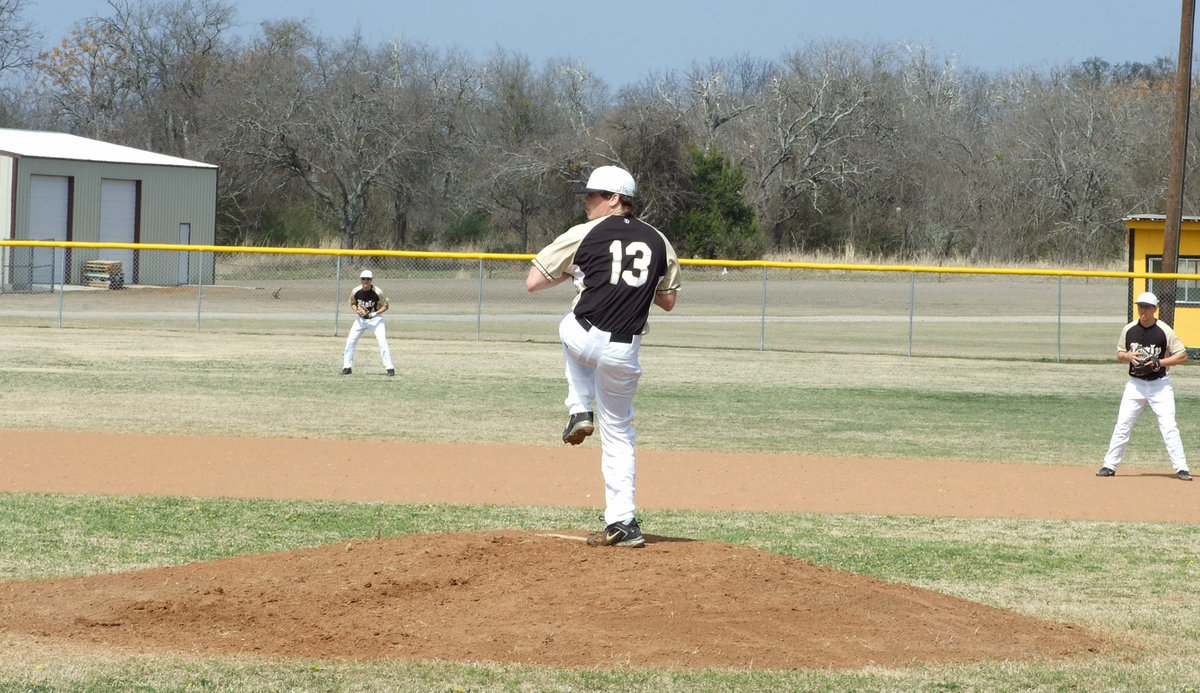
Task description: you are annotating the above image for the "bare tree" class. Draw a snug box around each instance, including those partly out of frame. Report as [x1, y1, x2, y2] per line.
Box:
[735, 41, 881, 252]
[470, 50, 601, 251]
[99, 0, 236, 157]
[658, 55, 770, 149]
[21, 20, 1198, 261]
[582, 81, 686, 230]
[371, 41, 467, 249]
[0, 0, 36, 74]
[991, 67, 1152, 262]
[32, 22, 131, 138]
[869, 44, 994, 259]
[225, 29, 437, 249]
[31, 0, 235, 152]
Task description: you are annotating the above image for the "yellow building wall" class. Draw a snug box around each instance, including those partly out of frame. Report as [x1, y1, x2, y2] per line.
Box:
[1125, 216, 1200, 348]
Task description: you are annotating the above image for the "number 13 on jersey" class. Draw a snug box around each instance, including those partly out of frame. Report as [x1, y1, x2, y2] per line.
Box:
[609, 240, 653, 287]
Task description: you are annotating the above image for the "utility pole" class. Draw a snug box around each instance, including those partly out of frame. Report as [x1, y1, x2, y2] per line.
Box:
[1160, 0, 1195, 327]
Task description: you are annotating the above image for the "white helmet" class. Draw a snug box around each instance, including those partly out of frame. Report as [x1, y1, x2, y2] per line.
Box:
[575, 165, 636, 197]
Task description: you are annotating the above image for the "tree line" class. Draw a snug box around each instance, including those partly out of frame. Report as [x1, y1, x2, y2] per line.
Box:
[0, 0, 1193, 263]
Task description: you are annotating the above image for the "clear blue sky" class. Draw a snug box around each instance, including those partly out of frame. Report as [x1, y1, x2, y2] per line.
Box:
[24, 0, 1195, 88]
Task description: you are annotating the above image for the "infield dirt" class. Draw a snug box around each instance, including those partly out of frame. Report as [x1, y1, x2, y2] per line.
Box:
[1, 429, 1177, 670]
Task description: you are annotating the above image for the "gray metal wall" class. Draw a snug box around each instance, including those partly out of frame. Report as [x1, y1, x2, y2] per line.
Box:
[12, 157, 216, 286]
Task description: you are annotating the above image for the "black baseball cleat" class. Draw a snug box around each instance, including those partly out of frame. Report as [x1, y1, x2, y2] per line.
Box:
[587, 518, 645, 547]
[1178, 470, 1193, 481]
[562, 412, 594, 445]
[341, 367, 352, 375]
[386, 369, 395, 376]
[1096, 467, 1116, 477]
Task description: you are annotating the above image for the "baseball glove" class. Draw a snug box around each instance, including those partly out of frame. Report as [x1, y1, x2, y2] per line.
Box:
[1131, 353, 1162, 377]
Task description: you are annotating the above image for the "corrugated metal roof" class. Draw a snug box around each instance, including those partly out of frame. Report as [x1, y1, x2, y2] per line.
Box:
[1125, 214, 1200, 221]
[0, 128, 216, 168]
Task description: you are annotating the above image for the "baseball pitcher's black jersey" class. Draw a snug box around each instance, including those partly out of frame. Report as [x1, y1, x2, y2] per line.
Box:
[572, 217, 671, 335]
[533, 215, 681, 336]
[1120, 319, 1185, 380]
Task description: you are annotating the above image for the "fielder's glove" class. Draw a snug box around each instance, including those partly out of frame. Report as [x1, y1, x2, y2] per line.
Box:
[1133, 354, 1161, 375]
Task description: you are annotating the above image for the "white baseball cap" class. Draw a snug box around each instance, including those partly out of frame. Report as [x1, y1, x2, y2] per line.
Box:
[1136, 291, 1158, 306]
[360, 270, 373, 279]
[575, 165, 636, 197]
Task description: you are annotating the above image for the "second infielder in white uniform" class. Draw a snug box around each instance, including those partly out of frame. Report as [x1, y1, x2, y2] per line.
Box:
[1098, 291, 1191, 481]
[526, 165, 682, 548]
[342, 269, 395, 377]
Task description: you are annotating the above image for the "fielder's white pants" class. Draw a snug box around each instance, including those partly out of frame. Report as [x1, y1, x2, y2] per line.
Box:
[558, 312, 642, 526]
[1103, 376, 1188, 472]
[343, 316, 394, 371]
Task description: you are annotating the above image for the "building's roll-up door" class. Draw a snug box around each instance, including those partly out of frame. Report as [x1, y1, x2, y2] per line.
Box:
[26, 174, 68, 286]
[99, 179, 137, 283]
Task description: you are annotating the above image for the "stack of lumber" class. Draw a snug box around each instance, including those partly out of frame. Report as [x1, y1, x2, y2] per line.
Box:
[82, 260, 124, 289]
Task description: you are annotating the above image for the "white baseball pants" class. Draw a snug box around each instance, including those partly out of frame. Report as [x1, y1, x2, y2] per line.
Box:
[558, 312, 642, 526]
[1103, 376, 1188, 472]
[343, 316, 394, 371]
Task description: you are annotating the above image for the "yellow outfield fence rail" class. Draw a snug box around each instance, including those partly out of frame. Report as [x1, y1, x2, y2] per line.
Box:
[3, 240, 1200, 362]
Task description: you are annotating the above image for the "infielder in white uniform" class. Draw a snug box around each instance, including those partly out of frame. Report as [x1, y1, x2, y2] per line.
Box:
[342, 269, 395, 376]
[526, 165, 682, 548]
[1098, 291, 1191, 481]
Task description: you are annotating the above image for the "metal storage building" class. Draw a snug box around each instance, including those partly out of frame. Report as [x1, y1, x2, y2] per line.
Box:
[0, 128, 217, 288]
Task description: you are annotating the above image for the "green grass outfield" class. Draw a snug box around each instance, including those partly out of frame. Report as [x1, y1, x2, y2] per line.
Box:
[1, 327, 1198, 692]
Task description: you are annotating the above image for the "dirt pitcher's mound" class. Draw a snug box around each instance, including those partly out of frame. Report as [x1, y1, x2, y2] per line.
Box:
[0, 530, 1110, 670]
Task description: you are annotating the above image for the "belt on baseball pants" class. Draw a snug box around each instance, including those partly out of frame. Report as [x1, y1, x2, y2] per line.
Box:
[575, 314, 634, 343]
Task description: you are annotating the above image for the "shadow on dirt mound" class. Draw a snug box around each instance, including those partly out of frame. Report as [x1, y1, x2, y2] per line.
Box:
[0, 531, 1113, 670]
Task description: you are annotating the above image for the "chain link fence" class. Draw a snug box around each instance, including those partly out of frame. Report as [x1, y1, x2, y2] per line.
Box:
[0, 242, 1180, 362]
[0, 243, 59, 294]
